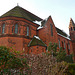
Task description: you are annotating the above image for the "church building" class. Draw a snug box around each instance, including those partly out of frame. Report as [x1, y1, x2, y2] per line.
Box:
[0, 6, 75, 60]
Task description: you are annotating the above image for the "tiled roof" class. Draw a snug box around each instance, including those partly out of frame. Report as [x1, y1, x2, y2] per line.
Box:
[28, 36, 46, 47]
[1, 6, 42, 21]
[56, 27, 68, 37]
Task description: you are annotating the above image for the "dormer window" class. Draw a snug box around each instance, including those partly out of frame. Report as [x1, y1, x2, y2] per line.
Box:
[15, 24, 18, 34]
[2, 24, 5, 34]
[27, 26, 29, 36]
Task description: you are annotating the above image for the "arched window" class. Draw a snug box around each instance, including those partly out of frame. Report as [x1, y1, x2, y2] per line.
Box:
[68, 43, 70, 51]
[50, 24, 53, 36]
[67, 43, 70, 55]
[58, 39, 60, 48]
[62, 41, 64, 49]
[27, 26, 29, 36]
[15, 24, 18, 34]
[2, 24, 5, 34]
[71, 27, 72, 31]
[64, 41, 66, 50]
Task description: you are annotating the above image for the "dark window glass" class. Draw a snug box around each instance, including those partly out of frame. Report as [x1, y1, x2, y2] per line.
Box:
[67, 43, 70, 55]
[50, 24, 53, 36]
[12, 26, 14, 33]
[27, 26, 29, 36]
[2, 24, 5, 34]
[62, 41, 64, 49]
[73, 27, 75, 31]
[58, 39, 60, 48]
[64, 42, 66, 50]
[68, 43, 70, 51]
[71, 27, 72, 31]
[15, 24, 18, 34]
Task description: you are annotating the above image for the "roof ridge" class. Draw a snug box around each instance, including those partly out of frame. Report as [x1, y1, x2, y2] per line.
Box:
[1, 6, 42, 21]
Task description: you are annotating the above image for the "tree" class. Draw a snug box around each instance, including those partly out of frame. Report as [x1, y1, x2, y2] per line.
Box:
[47, 42, 73, 63]
[56, 47, 67, 62]
[47, 42, 58, 56]
[0, 46, 31, 75]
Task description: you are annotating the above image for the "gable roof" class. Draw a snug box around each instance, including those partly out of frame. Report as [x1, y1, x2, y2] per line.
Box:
[56, 27, 68, 37]
[28, 36, 46, 47]
[1, 6, 42, 21]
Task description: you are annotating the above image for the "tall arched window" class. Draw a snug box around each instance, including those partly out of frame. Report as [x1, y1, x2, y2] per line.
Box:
[15, 24, 18, 34]
[64, 41, 66, 50]
[2, 24, 5, 34]
[58, 39, 60, 48]
[27, 26, 29, 36]
[71, 27, 72, 31]
[62, 41, 64, 49]
[68, 43, 70, 51]
[50, 24, 53, 36]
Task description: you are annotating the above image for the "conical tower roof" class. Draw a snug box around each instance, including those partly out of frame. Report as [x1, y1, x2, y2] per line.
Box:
[1, 6, 42, 21]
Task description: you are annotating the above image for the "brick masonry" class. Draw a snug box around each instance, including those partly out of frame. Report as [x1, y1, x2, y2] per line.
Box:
[0, 16, 75, 60]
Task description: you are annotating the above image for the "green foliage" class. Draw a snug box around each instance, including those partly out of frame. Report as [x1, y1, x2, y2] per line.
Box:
[56, 48, 66, 62]
[65, 54, 73, 63]
[0, 46, 30, 75]
[56, 48, 73, 63]
[64, 63, 75, 75]
[68, 63, 75, 74]
[47, 42, 58, 56]
[0, 45, 74, 75]
[47, 42, 73, 63]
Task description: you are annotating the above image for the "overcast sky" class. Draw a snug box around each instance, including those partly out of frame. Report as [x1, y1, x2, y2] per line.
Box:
[0, 0, 75, 35]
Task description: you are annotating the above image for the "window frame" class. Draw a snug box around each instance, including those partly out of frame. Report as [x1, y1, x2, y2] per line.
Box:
[2, 24, 5, 34]
[50, 24, 53, 36]
[58, 39, 60, 48]
[27, 26, 29, 36]
[15, 24, 18, 34]
[64, 41, 66, 50]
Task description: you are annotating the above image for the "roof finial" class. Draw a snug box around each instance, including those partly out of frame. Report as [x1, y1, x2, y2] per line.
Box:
[17, 3, 19, 6]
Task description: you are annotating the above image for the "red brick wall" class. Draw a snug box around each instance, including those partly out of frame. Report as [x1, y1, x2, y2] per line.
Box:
[8, 37, 23, 52]
[0, 17, 38, 53]
[0, 16, 74, 58]
[29, 46, 46, 54]
[0, 37, 8, 46]
[38, 16, 58, 46]
[69, 26, 75, 60]
[70, 31, 75, 40]
[57, 35, 73, 55]
[72, 42, 75, 60]
[0, 17, 38, 38]
[38, 16, 74, 57]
